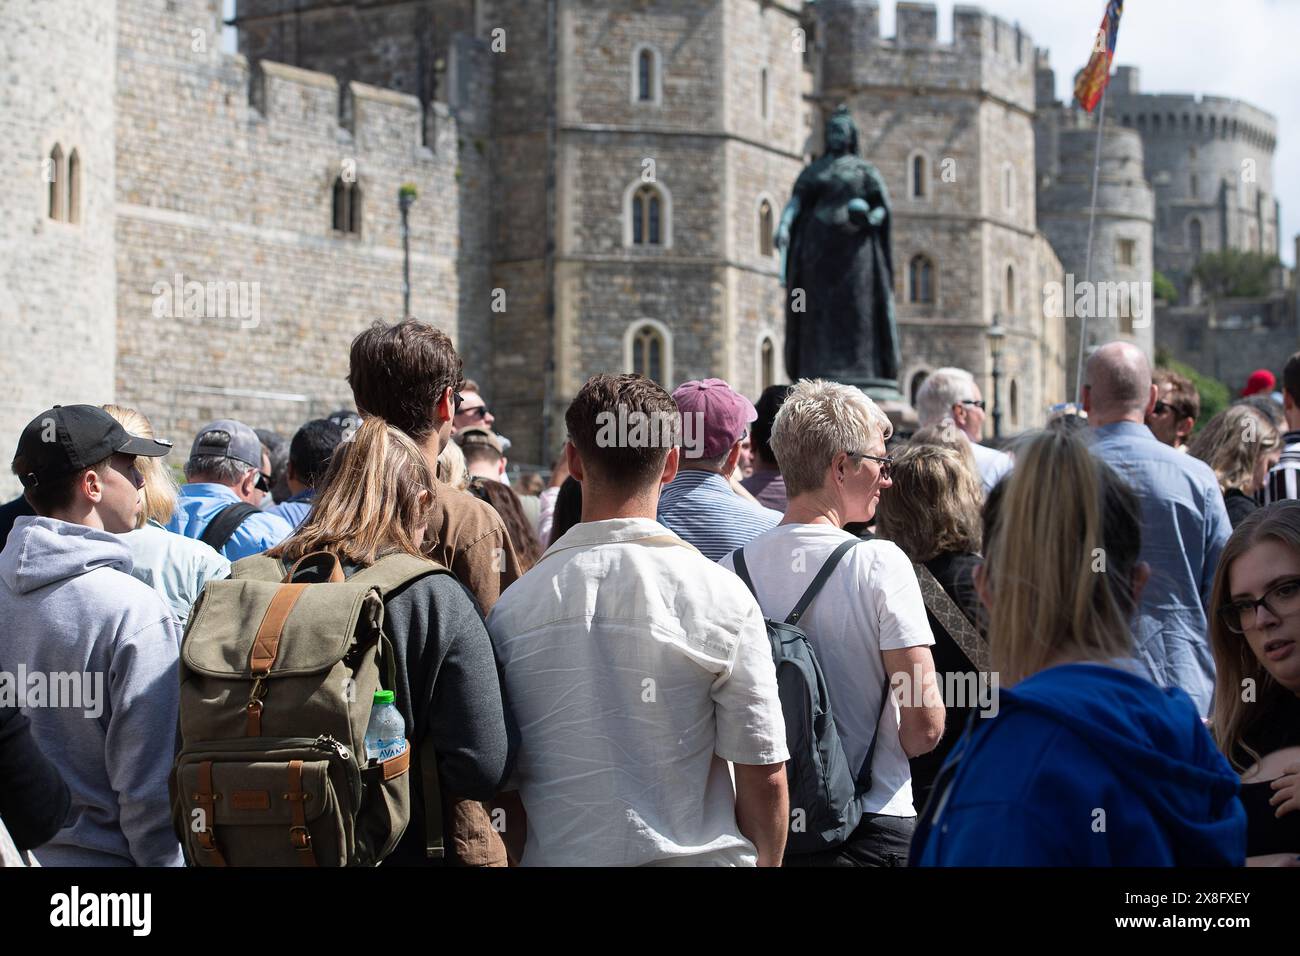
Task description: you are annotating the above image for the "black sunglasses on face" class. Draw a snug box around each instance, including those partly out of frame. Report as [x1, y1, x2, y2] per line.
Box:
[460, 406, 490, 421]
[1152, 400, 1174, 416]
[255, 472, 272, 493]
[959, 399, 987, 411]
[453, 391, 464, 414]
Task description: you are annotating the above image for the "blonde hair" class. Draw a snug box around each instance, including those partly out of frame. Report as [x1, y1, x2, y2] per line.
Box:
[770, 378, 893, 498]
[1188, 405, 1280, 495]
[268, 416, 434, 566]
[876, 444, 982, 562]
[1208, 501, 1300, 771]
[102, 404, 176, 528]
[910, 421, 979, 484]
[436, 439, 469, 490]
[983, 429, 1141, 685]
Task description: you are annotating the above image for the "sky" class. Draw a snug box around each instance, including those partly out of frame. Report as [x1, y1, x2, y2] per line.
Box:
[877, 0, 1298, 266]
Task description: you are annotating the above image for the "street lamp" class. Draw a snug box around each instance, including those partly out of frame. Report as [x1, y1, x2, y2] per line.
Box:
[398, 184, 418, 318]
[988, 319, 1007, 440]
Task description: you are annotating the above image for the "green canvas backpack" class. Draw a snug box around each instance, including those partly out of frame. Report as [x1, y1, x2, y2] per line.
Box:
[171, 550, 447, 867]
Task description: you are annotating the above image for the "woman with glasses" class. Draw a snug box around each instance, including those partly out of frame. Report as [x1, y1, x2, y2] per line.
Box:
[1209, 501, 1300, 865]
[719, 379, 944, 866]
[913, 428, 1245, 866]
[1188, 405, 1281, 528]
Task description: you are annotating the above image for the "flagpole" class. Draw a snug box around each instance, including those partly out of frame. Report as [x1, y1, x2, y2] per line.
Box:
[1074, 83, 1109, 405]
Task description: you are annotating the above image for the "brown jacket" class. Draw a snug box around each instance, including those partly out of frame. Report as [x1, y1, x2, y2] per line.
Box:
[423, 480, 520, 865]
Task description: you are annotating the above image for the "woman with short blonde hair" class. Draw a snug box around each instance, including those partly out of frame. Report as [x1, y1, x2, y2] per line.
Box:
[102, 404, 229, 626]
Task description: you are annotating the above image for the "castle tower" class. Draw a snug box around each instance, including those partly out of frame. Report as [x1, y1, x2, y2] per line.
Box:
[0, 0, 119, 493]
[816, 0, 1065, 430]
[1106, 66, 1279, 298]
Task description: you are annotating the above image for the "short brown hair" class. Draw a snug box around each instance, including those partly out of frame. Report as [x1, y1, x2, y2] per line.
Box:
[876, 443, 982, 562]
[1152, 368, 1200, 422]
[347, 320, 464, 441]
[565, 374, 678, 486]
[12, 454, 113, 516]
[1284, 352, 1300, 406]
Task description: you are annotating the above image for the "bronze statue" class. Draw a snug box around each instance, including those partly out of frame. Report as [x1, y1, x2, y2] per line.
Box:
[776, 106, 900, 394]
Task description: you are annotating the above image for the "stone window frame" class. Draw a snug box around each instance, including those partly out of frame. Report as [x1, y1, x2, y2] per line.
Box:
[623, 179, 673, 250]
[907, 149, 930, 202]
[331, 169, 363, 237]
[760, 66, 769, 121]
[624, 319, 673, 385]
[47, 143, 65, 222]
[907, 252, 935, 304]
[1009, 378, 1020, 428]
[756, 193, 777, 260]
[907, 367, 931, 407]
[1001, 162, 1015, 215]
[66, 149, 81, 225]
[1187, 216, 1204, 255]
[631, 44, 663, 107]
[756, 331, 780, 392]
[1117, 237, 1136, 268]
[1004, 263, 1016, 315]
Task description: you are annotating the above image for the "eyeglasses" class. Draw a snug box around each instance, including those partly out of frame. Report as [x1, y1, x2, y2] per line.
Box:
[848, 451, 893, 479]
[1219, 576, 1300, 633]
[460, 405, 490, 421]
[453, 391, 464, 414]
[959, 399, 987, 411]
[255, 472, 272, 493]
[1152, 400, 1174, 416]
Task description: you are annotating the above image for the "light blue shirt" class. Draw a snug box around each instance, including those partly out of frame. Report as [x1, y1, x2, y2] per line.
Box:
[121, 520, 231, 626]
[656, 470, 782, 562]
[1090, 421, 1232, 716]
[266, 490, 314, 529]
[166, 483, 294, 562]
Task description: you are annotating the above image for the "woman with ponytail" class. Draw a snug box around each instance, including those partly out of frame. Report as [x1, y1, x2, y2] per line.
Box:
[266, 416, 514, 866]
[912, 428, 1246, 866]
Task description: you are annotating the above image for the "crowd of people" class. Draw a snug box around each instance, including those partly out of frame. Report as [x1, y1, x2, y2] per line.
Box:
[0, 319, 1297, 868]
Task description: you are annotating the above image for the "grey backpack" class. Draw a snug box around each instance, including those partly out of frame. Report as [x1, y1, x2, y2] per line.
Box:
[731, 539, 889, 855]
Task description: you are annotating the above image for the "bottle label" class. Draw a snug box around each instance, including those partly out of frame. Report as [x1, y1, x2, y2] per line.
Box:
[370, 738, 408, 762]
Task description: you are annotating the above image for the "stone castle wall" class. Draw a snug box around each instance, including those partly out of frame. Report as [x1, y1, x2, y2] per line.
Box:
[0, 0, 118, 495]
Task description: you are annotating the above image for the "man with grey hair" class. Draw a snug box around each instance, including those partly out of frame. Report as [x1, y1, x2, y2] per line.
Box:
[914, 367, 1010, 494]
[721, 379, 943, 865]
[1085, 341, 1231, 716]
[167, 419, 293, 560]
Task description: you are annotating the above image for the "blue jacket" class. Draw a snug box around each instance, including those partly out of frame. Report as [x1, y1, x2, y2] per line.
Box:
[912, 663, 1246, 866]
[265, 490, 314, 530]
[166, 483, 293, 561]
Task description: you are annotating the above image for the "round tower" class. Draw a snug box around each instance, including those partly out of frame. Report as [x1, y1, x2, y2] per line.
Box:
[0, 0, 118, 494]
[1039, 122, 1155, 396]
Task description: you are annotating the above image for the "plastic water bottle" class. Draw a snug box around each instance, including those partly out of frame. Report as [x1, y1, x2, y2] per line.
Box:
[363, 690, 408, 763]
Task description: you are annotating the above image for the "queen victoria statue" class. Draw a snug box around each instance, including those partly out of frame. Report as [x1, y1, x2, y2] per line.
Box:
[775, 106, 901, 396]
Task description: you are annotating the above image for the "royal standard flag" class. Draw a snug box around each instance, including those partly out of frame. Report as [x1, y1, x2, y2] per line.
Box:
[1074, 0, 1124, 112]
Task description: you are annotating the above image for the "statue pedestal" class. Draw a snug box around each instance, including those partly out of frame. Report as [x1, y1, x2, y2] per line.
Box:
[839, 378, 917, 440]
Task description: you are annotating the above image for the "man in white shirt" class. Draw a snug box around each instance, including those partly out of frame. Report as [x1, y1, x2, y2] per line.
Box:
[722, 379, 944, 866]
[486, 373, 790, 866]
[915, 367, 1011, 494]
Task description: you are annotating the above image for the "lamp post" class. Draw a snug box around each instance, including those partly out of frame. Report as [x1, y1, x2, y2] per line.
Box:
[398, 184, 418, 318]
[988, 319, 1006, 440]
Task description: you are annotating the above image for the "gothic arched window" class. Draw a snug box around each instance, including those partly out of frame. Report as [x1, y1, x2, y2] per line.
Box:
[47, 144, 64, 221]
[909, 254, 934, 304]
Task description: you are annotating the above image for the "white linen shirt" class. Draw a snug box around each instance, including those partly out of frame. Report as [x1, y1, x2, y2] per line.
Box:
[486, 517, 789, 867]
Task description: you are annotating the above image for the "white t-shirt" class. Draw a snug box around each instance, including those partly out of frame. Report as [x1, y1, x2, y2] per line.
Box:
[487, 517, 789, 867]
[970, 440, 1013, 494]
[720, 523, 934, 818]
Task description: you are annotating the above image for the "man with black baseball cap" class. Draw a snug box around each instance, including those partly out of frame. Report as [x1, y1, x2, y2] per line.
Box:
[166, 418, 293, 560]
[1, 404, 184, 865]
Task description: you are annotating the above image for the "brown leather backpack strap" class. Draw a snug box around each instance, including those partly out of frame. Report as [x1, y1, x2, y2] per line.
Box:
[284, 551, 345, 583]
[193, 760, 226, 867]
[284, 760, 317, 867]
[913, 562, 991, 673]
[249, 584, 309, 676]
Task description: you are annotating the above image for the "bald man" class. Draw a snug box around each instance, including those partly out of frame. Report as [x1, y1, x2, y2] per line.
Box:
[1084, 341, 1231, 716]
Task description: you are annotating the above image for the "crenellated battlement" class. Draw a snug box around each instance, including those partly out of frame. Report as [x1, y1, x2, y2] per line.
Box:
[817, 1, 1036, 110]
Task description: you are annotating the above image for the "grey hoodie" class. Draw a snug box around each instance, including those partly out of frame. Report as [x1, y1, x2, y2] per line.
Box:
[0, 516, 183, 866]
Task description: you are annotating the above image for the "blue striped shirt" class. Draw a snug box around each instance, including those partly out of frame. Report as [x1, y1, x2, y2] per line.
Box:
[656, 470, 782, 562]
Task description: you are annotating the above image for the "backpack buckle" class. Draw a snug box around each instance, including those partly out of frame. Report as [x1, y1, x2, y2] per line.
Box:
[289, 826, 312, 850]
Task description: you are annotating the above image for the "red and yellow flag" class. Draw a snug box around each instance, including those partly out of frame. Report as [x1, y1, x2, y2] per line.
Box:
[1074, 0, 1124, 112]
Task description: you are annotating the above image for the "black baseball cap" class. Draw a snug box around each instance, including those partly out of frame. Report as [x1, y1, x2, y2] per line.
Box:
[13, 405, 173, 489]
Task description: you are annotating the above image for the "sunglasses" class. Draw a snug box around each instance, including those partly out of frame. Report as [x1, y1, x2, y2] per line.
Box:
[959, 399, 987, 411]
[848, 451, 893, 479]
[255, 472, 272, 493]
[1152, 400, 1174, 415]
[459, 405, 491, 421]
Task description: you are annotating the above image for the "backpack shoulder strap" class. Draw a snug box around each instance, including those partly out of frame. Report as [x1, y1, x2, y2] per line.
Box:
[199, 502, 261, 552]
[730, 547, 759, 601]
[785, 538, 861, 626]
[913, 562, 990, 673]
[348, 553, 451, 597]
